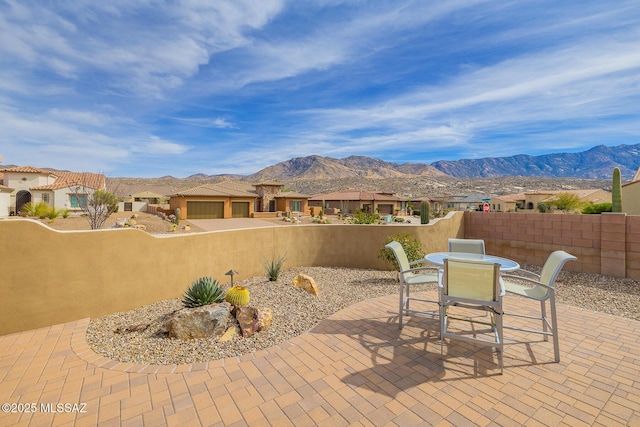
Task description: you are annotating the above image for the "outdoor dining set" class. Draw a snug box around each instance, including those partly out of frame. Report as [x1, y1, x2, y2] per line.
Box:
[385, 238, 577, 374]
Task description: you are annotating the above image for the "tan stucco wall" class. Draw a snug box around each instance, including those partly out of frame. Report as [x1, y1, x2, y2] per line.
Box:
[622, 182, 640, 215]
[0, 213, 464, 335]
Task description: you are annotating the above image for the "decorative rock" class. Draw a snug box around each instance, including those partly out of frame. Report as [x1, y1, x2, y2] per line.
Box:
[218, 325, 240, 342]
[292, 274, 319, 296]
[163, 302, 231, 340]
[235, 306, 272, 338]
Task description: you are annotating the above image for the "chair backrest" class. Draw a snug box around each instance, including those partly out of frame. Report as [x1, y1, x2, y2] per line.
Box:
[442, 259, 500, 301]
[385, 241, 411, 272]
[448, 238, 486, 255]
[539, 250, 577, 287]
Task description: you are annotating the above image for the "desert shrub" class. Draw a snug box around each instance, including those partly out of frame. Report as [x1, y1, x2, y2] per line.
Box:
[379, 232, 424, 271]
[537, 202, 549, 213]
[582, 203, 612, 214]
[182, 277, 225, 308]
[20, 201, 50, 218]
[44, 207, 64, 222]
[348, 209, 380, 224]
[263, 254, 286, 281]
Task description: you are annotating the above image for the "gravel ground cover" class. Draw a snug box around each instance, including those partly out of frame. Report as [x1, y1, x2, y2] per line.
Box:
[86, 265, 640, 365]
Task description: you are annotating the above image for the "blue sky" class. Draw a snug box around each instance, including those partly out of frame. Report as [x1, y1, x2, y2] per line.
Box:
[1, 1, 640, 178]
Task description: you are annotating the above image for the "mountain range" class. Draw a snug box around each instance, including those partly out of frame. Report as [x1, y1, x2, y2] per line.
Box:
[240, 144, 639, 181]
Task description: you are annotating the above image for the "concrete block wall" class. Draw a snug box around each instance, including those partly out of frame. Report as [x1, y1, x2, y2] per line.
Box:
[465, 211, 640, 280]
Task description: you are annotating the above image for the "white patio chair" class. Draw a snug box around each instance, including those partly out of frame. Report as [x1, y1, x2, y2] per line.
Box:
[501, 250, 577, 362]
[385, 241, 439, 330]
[448, 238, 486, 254]
[440, 258, 504, 373]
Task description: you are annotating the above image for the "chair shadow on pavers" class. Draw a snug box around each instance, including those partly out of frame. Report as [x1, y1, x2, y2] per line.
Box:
[310, 294, 566, 396]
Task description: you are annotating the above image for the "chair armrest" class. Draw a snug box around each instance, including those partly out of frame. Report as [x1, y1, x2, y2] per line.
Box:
[409, 259, 428, 266]
[400, 265, 440, 275]
[500, 274, 553, 291]
[506, 268, 540, 280]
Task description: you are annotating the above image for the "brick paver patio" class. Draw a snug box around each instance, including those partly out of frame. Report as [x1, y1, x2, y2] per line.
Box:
[1, 290, 639, 426]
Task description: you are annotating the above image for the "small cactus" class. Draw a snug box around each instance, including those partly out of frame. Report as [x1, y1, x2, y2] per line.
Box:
[420, 201, 430, 224]
[225, 286, 250, 306]
[174, 208, 181, 225]
[612, 167, 622, 213]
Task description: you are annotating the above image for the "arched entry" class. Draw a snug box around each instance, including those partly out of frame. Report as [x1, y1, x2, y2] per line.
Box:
[16, 190, 31, 214]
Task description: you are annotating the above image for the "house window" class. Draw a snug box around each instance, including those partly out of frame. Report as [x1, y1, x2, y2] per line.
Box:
[290, 201, 301, 212]
[41, 193, 50, 204]
[70, 194, 87, 208]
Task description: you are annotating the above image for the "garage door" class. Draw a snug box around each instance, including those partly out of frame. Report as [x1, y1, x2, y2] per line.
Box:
[378, 204, 394, 215]
[232, 202, 250, 218]
[187, 201, 224, 219]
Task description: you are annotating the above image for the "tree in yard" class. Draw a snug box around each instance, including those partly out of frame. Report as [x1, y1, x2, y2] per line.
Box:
[548, 192, 583, 213]
[71, 175, 119, 229]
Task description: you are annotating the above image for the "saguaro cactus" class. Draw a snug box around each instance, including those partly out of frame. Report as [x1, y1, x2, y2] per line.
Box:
[612, 167, 622, 213]
[420, 201, 430, 224]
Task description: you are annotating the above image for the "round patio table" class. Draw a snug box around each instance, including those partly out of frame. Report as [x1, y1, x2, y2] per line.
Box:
[425, 252, 520, 272]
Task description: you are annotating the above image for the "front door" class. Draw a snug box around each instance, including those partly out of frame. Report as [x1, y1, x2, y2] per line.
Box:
[16, 190, 31, 214]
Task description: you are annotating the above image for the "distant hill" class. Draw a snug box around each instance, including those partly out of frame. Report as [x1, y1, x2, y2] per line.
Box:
[247, 143, 639, 181]
[431, 144, 640, 179]
[247, 155, 446, 181]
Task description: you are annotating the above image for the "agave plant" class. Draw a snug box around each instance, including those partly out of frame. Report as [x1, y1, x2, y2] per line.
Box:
[263, 255, 286, 281]
[182, 277, 225, 308]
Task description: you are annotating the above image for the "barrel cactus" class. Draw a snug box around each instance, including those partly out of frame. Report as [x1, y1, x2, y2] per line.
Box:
[225, 286, 250, 306]
[182, 277, 225, 308]
[420, 201, 430, 224]
[612, 167, 622, 213]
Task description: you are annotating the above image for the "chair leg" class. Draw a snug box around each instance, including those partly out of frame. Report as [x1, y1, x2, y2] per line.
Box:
[549, 294, 560, 363]
[496, 312, 504, 374]
[398, 280, 405, 329]
[440, 302, 446, 360]
[540, 300, 548, 341]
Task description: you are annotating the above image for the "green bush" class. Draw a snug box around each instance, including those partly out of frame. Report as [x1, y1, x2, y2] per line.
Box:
[20, 201, 50, 218]
[582, 203, 612, 214]
[537, 202, 549, 213]
[379, 232, 424, 271]
[348, 209, 380, 224]
[182, 277, 225, 308]
[263, 254, 286, 281]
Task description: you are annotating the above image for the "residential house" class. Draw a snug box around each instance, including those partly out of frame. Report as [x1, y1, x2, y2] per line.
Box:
[0, 166, 106, 216]
[170, 181, 310, 220]
[488, 193, 526, 212]
[622, 166, 640, 215]
[428, 193, 489, 213]
[489, 189, 611, 212]
[308, 190, 407, 215]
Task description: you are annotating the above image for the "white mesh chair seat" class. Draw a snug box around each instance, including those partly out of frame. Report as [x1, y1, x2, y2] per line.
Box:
[385, 241, 439, 330]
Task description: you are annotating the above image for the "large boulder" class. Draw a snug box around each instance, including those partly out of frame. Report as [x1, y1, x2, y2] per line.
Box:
[235, 306, 273, 338]
[163, 302, 232, 340]
[292, 274, 319, 296]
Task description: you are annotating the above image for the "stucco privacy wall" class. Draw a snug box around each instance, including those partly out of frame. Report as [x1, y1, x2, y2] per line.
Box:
[0, 214, 464, 335]
[464, 211, 640, 280]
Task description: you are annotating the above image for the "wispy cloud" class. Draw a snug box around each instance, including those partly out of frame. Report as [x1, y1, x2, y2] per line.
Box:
[1, 0, 640, 176]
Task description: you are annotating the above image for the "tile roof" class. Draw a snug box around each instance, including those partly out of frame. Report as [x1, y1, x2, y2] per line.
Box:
[275, 191, 310, 199]
[172, 184, 257, 198]
[2, 165, 57, 175]
[31, 172, 106, 191]
[309, 189, 403, 201]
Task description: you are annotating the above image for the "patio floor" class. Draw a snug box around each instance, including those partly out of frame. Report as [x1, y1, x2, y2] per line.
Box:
[1, 290, 639, 426]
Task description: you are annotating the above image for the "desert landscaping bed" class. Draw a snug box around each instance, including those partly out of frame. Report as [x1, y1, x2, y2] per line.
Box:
[86, 265, 640, 365]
